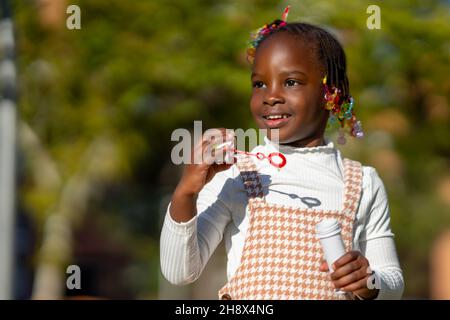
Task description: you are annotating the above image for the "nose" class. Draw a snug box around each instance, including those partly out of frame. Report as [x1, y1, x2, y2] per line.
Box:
[263, 87, 285, 106]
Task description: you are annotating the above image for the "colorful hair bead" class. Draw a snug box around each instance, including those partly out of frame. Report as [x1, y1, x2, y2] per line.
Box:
[323, 76, 363, 144]
[246, 6, 290, 64]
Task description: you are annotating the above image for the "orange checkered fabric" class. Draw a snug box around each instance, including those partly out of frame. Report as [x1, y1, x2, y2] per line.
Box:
[218, 154, 363, 300]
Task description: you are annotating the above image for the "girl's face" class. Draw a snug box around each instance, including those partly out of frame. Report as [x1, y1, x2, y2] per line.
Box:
[250, 32, 329, 147]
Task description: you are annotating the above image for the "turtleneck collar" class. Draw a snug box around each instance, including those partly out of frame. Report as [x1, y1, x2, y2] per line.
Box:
[263, 135, 336, 155]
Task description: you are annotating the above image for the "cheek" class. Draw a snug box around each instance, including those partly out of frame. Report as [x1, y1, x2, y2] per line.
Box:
[314, 84, 326, 106]
[250, 92, 260, 114]
[296, 87, 323, 115]
[287, 92, 309, 115]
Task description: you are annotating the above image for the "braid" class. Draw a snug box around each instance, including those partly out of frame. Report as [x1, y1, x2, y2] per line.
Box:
[259, 22, 350, 98]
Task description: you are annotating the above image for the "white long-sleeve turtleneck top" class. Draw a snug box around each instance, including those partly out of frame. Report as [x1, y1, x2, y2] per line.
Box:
[160, 137, 404, 299]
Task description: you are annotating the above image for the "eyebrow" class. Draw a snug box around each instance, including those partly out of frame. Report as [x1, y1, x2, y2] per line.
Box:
[251, 72, 260, 79]
[251, 70, 308, 79]
[280, 70, 308, 77]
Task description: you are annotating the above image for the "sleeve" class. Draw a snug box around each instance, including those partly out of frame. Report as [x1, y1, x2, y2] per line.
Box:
[358, 167, 405, 299]
[360, 237, 405, 300]
[160, 170, 235, 286]
[359, 167, 394, 241]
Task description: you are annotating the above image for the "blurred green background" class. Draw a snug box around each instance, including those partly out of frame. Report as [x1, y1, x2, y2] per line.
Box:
[8, 0, 450, 299]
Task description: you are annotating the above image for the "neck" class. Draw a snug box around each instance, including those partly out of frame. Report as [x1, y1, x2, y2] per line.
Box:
[280, 135, 326, 148]
[280, 115, 329, 148]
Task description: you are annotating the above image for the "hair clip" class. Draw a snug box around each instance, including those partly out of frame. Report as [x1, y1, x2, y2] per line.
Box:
[246, 5, 291, 64]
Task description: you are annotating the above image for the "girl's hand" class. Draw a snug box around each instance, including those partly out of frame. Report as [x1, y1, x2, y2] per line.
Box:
[319, 251, 379, 299]
[177, 128, 236, 196]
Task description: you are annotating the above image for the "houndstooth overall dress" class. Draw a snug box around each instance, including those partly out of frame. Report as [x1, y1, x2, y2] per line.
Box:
[218, 153, 363, 300]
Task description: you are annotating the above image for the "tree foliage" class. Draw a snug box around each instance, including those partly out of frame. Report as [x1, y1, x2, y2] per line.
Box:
[12, 0, 450, 298]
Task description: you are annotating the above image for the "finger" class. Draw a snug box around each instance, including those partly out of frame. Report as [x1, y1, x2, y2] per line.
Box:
[200, 130, 225, 159]
[205, 135, 235, 165]
[192, 134, 218, 163]
[203, 142, 237, 165]
[225, 129, 235, 142]
[190, 129, 232, 165]
[212, 134, 235, 151]
[341, 277, 370, 293]
[203, 143, 217, 165]
[223, 150, 235, 164]
[213, 162, 235, 173]
[202, 128, 226, 143]
[332, 250, 360, 270]
[319, 261, 329, 272]
[205, 162, 234, 183]
[332, 267, 367, 290]
[213, 141, 235, 161]
[330, 259, 361, 280]
[202, 128, 233, 146]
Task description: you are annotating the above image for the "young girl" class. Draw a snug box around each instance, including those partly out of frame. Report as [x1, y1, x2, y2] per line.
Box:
[160, 7, 404, 300]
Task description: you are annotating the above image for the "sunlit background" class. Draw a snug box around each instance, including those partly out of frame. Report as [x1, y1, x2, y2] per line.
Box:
[0, 0, 449, 299]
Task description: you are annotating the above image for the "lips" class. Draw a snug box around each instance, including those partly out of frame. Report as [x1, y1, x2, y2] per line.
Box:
[262, 113, 292, 128]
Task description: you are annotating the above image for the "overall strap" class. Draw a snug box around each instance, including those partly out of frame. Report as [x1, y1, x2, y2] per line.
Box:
[235, 154, 264, 199]
[341, 158, 363, 219]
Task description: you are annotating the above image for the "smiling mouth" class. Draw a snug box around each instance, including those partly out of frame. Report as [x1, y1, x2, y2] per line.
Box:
[262, 114, 292, 128]
[263, 114, 291, 120]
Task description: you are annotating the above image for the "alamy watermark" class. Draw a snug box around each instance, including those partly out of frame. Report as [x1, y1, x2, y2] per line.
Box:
[66, 5, 81, 30]
[170, 121, 280, 165]
[366, 267, 381, 290]
[367, 5, 381, 30]
[66, 264, 81, 290]
[64, 5, 379, 32]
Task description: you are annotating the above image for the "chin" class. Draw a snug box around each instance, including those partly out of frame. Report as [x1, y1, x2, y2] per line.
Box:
[278, 132, 312, 145]
[266, 133, 292, 145]
[263, 128, 291, 143]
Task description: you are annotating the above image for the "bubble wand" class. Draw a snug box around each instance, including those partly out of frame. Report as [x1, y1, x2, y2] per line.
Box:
[214, 142, 287, 169]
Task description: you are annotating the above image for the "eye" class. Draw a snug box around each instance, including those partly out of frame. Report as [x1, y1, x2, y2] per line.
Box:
[285, 79, 302, 87]
[252, 81, 266, 88]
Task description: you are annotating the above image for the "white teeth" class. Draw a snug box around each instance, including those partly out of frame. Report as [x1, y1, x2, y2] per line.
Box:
[266, 114, 290, 120]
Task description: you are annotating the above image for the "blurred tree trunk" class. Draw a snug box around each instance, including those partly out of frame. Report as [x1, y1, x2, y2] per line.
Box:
[29, 133, 120, 299]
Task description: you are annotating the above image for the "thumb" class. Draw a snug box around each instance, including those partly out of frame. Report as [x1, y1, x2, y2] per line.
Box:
[214, 162, 234, 173]
[319, 260, 329, 272]
[205, 161, 236, 184]
[213, 157, 236, 173]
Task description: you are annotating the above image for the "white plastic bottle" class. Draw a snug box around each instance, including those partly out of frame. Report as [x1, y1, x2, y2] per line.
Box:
[316, 218, 348, 295]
